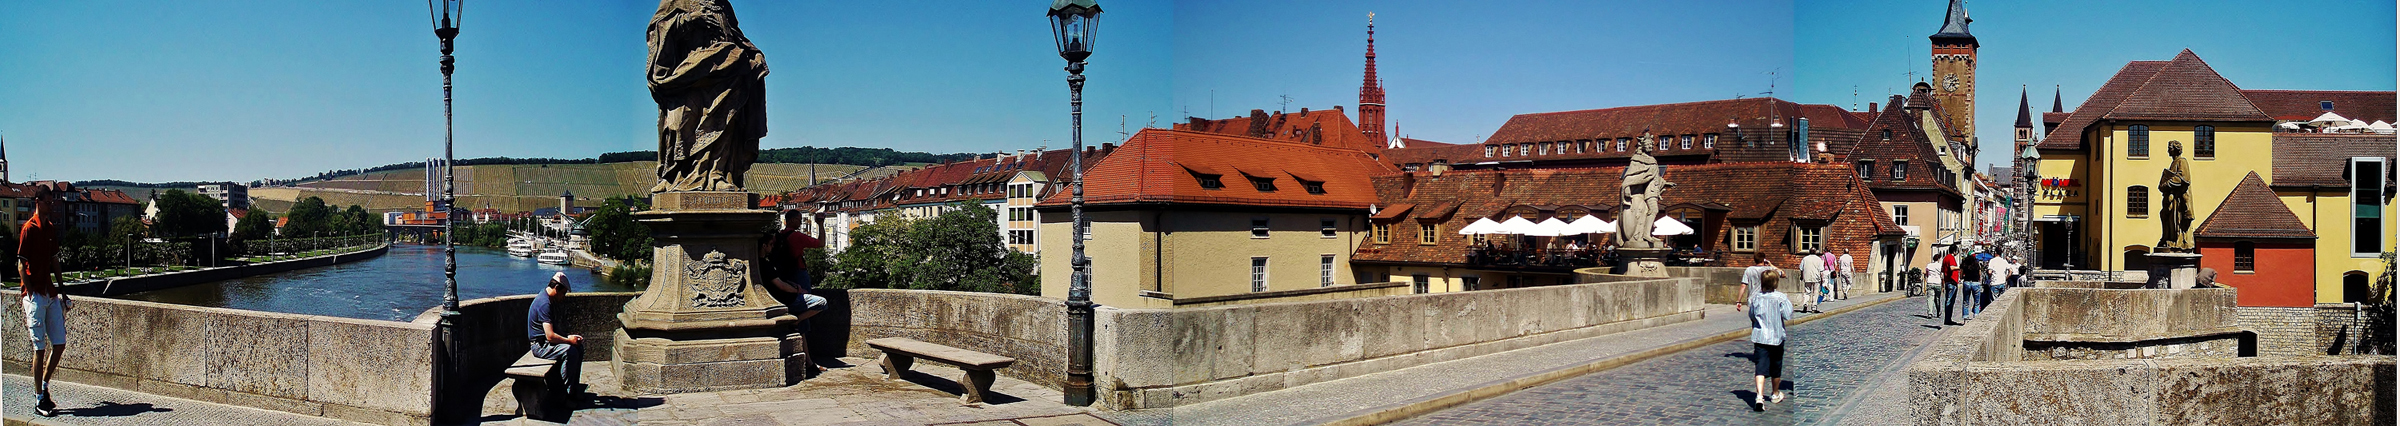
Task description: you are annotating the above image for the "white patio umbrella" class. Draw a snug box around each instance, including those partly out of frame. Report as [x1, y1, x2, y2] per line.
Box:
[2277, 122, 2304, 130]
[1565, 214, 1615, 234]
[1527, 217, 1572, 237]
[1651, 216, 1696, 236]
[1456, 217, 1502, 235]
[1494, 216, 1539, 235]
[2372, 121, 2396, 134]
[2309, 111, 2352, 128]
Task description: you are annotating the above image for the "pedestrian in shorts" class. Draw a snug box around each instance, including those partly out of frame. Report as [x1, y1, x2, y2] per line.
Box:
[1749, 268, 1792, 411]
[18, 184, 71, 417]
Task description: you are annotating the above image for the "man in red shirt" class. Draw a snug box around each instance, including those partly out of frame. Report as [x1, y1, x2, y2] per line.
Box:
[17, 183, 71, 416]
[1942, 246, 1962, 326]
[768, 210, 827, 325]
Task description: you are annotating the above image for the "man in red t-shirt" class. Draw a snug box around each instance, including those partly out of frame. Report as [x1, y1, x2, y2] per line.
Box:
[769, 210, 827, 324]
[17, 183, 71, 416]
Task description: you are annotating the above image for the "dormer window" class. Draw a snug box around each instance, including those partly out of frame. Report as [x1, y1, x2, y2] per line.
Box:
[2321, 100, 2335, 111]
[1882, 129, 1892, 140]
[1197, 174, 1223, 189]
[1250, 176, 1277, 192]
[1704, 134, 1716, 149]
[1616, 138, 1627, 151]
[1680, 135, 1693, 150]
[1303, 181, 1326, 195]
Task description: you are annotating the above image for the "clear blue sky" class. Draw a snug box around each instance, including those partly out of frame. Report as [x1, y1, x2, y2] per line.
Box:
[1794, 0, 2398, 171]
[3, 0, 1798, 184]
[1, 0, 1174, 183]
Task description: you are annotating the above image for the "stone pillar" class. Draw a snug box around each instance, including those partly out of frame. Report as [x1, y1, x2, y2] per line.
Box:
[613, 191, 802, 394]
[1615, 248, 1670, 278]
[2147, 252, 2202, 289]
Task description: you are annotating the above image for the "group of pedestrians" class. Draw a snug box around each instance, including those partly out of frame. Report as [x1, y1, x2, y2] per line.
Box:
[1923, 243, 2022, 326]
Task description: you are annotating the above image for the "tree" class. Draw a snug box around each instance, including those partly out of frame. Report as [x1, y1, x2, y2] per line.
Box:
[283, 196, 333, 238]
[343, 205, 374, 235]
[232, 210, 277, 243]
[822, 203, 1036, 295]
[151, 190, 228, 238]
[584, 196, 654, 262]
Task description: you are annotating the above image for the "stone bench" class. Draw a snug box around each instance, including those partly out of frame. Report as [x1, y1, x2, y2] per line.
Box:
[865, 337, 1018, 403]
[504, 351, 569, 422]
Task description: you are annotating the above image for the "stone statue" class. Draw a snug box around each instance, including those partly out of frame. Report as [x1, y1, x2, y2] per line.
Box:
[2157, 140, 2193, 252]
[647, 0, 768, 193]
[1616, 130, 1675, 250]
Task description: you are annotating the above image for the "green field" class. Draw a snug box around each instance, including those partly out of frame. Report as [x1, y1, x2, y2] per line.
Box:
[251, 162, 867, 214]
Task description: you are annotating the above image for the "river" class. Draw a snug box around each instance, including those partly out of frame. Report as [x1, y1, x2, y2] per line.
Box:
[116, 243, 637, 322]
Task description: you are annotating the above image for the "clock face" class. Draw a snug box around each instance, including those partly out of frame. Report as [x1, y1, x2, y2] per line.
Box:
[1943, 74, 1960, 92]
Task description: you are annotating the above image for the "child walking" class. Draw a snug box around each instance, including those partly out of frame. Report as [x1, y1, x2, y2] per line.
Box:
[1749, 269, 1792, 411]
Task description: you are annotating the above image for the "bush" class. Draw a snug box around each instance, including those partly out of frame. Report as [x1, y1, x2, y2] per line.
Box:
[608, 261, 653, 289]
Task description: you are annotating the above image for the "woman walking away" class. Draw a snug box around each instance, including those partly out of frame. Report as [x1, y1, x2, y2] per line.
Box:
[1749, 269, 1792, 411]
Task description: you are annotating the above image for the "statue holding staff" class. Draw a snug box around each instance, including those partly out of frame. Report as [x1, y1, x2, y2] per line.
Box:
[647, 0, 768, 193]
[1616, 130, 1676, 250]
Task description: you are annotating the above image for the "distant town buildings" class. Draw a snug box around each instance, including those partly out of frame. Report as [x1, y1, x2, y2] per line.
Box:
[197, 182, 250, 210]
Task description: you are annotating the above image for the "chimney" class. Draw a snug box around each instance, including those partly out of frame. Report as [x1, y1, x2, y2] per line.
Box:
[1101, 142, 1114, 153]
[1891, 95, 1910, 110]
[1248, 109, 1271, 137]
[1333, 105, 1343, 112]
[1867, 102, 1878, 115]
[1300, 107, 1310, 115]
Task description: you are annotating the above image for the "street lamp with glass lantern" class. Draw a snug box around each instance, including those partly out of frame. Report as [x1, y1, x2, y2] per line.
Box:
[1047, 0, 1101, 407]
[426, 0, 467, 421]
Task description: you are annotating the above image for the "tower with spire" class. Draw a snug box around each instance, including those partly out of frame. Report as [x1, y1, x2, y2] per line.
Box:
[1359, 12, 1389, 149]
[1929, 0, 1977, 143]
[2014, 86, 2035, 150]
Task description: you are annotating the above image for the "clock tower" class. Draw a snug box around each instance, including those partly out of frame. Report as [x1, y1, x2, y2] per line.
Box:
[1929, 0, 1977, 140]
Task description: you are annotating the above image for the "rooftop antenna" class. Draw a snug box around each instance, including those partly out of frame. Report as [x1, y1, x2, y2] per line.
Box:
[1146, 112, 1158, 129]
[1278, 93, 1293, 114]
[1118, 115, 1129, 141]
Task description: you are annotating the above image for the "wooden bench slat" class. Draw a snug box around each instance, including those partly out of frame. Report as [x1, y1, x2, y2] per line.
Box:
[865, 338, 1016, 368]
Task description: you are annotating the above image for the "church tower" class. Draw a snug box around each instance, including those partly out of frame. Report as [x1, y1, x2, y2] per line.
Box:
[1929, 0, 1977, 140]
[1359, 13, 1388, 149]
[2014, 86, 2034, 150]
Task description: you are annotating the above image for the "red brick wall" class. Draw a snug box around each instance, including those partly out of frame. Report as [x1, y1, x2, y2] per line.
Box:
[2199, 241, 2313, 307]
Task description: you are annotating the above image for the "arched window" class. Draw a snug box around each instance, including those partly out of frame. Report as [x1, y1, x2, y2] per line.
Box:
[2345, 272, 2373, 303]
[2127, 186, 2149, 217]
[2194, 125, 2216, 158]
[2128, 125, 2151, 157]
[2233, 241, 2255, 272]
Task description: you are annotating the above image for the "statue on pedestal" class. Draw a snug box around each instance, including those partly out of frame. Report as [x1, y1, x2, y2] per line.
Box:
[1616, 130, 1676, 250]
[2157, 141, 2193, 252]
[647, 0, 768, 193]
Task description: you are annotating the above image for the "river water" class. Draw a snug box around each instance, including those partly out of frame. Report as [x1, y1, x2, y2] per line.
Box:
[117, 244, 636, 322]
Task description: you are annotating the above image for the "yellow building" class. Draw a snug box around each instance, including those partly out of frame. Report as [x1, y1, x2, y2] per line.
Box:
[2030, 50, 2396, 303]
[1036, 128, 1398, 309]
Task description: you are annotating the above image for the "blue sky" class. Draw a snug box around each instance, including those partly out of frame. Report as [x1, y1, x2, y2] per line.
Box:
[1794, 0, 2398, 170]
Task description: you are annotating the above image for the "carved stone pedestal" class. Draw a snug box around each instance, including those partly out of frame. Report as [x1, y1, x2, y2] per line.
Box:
[2147, 252, 2202, 289]
[613, 191, 803, 394]
[1615, 248, 1671, 278]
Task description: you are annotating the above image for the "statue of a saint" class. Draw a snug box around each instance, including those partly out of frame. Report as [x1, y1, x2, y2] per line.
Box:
[647, 0, 768, 193]
[2156, 140, 2194, 252]
[1616, 130, 1676, 250]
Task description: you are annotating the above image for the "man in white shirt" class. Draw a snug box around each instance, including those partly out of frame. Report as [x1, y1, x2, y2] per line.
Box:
[1738, 255, 1776, 312]
[1799, 252, 1825, 313]
[1834, 249, 1856, 300]
[1985, 255, 2014, 310]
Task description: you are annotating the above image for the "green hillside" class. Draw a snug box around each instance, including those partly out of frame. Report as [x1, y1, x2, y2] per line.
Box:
[251, 162, 864, 215]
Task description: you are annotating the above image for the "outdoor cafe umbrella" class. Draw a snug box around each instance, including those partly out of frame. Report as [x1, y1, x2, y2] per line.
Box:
[1565, 214, 1615, 234]
[1495, 216, 1540, 235]
[1651, 216, 1696, 236]
[2309, 111, 2352, 128]
[1456, 217, 1502, 235]
[1527, 217, 1573, 237]
[2372, 120, 2396, 134]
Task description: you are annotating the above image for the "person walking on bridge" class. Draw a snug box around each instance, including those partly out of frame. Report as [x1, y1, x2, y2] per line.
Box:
[1748, 268, 1792, 411]
[17, 183, 72, 417]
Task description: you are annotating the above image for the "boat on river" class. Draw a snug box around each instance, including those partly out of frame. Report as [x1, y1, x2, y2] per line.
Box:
[537, 250, 572, 265]
[507, 239, 535, 257]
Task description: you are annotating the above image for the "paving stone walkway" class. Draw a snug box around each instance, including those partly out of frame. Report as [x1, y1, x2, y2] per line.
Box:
[1097, 292, 1906, 426]
[479, 356, 1101, 426]
[1391, 295, 1952, 426]
[2, 373, 364, 426]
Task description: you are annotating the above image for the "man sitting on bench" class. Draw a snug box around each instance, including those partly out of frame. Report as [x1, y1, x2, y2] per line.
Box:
[528, 272, 584, 392]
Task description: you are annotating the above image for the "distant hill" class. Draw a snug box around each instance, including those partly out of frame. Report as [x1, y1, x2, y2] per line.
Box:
[276, 147, 976, 188]
[249, 162, 872, 215]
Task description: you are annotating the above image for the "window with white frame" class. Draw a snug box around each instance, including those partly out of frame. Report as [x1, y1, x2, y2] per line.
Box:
[1733, 226, 1758, 252]
[1321, 218, 1337, 238]
[1892, 205, 1910, 226]
[1680, 135, 1693, 150]
[1320, 255, 1335, 287]
[1795, 225, 1824, 253]
[1252, 217, 1270, 238]
[1704, 134, 1717, 149]
[1251, 257, 1269, 292]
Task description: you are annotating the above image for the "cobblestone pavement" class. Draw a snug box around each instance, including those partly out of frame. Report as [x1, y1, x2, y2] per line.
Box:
[479, 357, 1100, 426]
[3, 373, 366, 426]
[1392, 296, 1949, 426]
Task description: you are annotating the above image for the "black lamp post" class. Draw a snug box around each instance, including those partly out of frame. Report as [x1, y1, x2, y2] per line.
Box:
[427, 0, 465, 422]
[1048, 0, 1101, 407]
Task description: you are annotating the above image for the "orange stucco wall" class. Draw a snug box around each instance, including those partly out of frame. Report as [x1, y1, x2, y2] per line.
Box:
[2199, 241, 2314, 307]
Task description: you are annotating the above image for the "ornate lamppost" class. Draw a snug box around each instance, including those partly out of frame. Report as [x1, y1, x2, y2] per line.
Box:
[1048, 0, 1102, 407]
[427, 0, 465, 421]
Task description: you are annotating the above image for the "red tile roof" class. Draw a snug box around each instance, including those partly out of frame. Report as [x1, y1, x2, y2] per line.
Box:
[1175, 107, 1381, 157]
[1850, 94, 1962, 194]
[2271, 133, 2399, 188]
[2196, 172, 2314, 239]
[1486, 98, 1867, 146]
[2102, 50, 2269, 122]
[792, 147, 1107, 214]
[1038, 128, 1395, 210]
[1352, 163, 1901, 266]
[2241, 90, 2397, 123]
[2038, 60, 2171, 151]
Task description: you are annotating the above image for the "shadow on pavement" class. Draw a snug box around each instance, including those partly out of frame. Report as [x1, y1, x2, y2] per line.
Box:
[63, 400, 173, 418]
[896, 370, 1025, 405]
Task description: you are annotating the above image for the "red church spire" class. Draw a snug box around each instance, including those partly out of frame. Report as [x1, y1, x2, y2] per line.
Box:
[1359, 12, 1388, 148]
